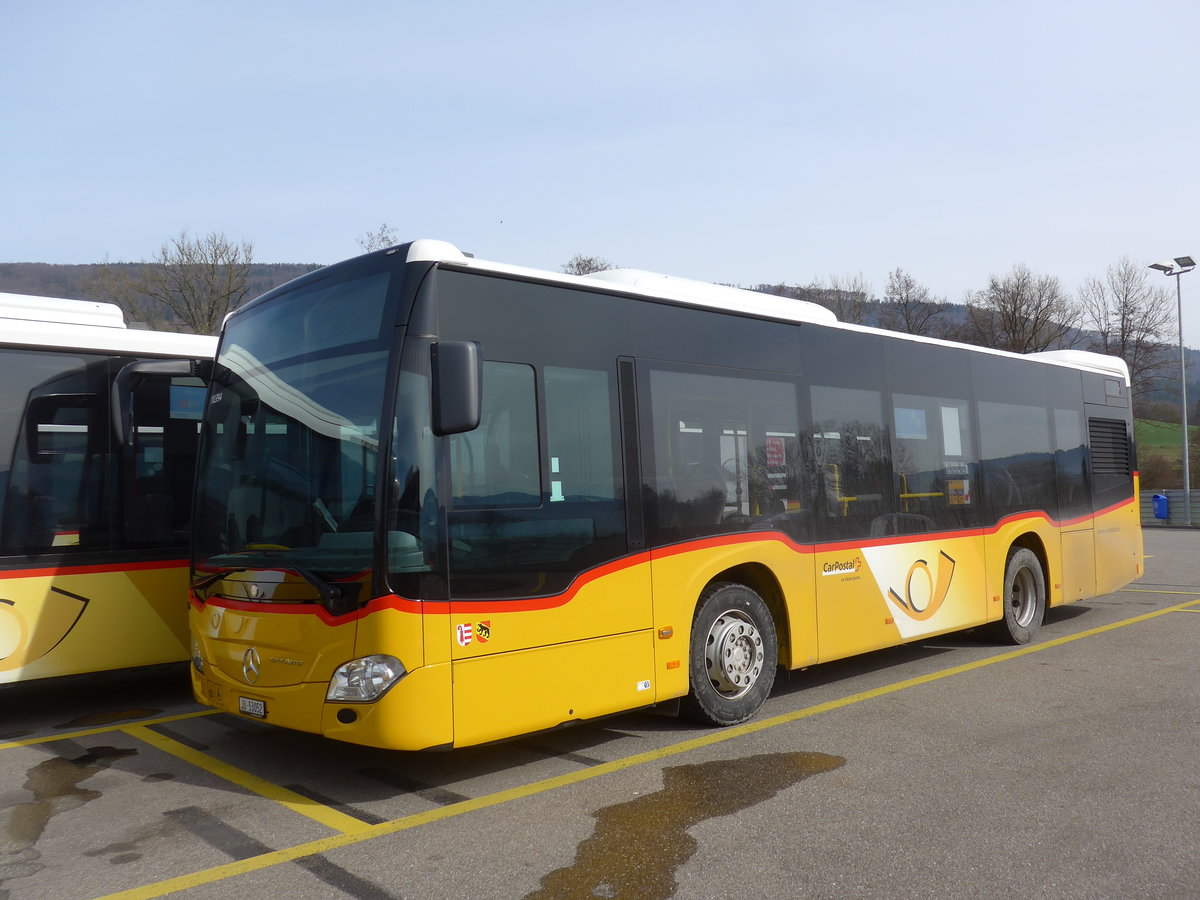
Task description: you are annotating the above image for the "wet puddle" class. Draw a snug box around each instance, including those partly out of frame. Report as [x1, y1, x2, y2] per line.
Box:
[526, 751, 845, 899]
[0, 745, 137, 891]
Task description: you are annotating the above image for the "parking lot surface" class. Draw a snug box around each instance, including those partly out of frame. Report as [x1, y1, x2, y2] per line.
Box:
[1, 528, 1197, 899]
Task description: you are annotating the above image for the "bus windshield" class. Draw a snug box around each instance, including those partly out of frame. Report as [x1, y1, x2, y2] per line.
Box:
[193, 270, 395, 583]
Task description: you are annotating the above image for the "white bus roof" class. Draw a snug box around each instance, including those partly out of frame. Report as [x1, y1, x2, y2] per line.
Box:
[0, 291, 127, 328]
[402, 239, 1131, 385]
[1027, 349, 1130, 383]
[0, 292, 217, 359]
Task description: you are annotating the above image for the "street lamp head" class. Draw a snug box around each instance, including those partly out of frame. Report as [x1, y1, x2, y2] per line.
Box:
[1150, 261, 1175, 273]
[1174, 255, 1196, 271]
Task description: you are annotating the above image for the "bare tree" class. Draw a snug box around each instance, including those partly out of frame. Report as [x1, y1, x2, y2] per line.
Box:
[750, 277, 871, 324]
[562, 254, 615, 275]
[358, 223, 400, 253]
[1078, 257, 1175, 402]
[877, 267, 951, 336]
[808, 274, 873, 325]
[962, 264, 1080, 352]
[82, 256, 175, 330]
[81, 232, 253, 334]
[139, 230, 254, 335]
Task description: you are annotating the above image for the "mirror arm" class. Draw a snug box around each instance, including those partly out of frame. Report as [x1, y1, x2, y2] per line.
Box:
[111, 358, 207, 446]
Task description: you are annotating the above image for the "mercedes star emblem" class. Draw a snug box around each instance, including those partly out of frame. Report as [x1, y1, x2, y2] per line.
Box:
[243, 647, 261, 684]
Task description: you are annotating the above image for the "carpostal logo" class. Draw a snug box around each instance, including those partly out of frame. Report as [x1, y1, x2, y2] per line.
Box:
[822, 556, 863, 576]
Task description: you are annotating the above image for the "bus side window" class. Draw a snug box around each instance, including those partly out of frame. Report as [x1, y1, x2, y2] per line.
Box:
[388, 368, 437, 581]
[978, 400, 1055, 520]
[449, 362, 539, 509]
[545, 367, 617, 504]
[891, 394, 976, 535]
[1053, 407, 1088, 518]
[4, 404, 85, 551]
[646, 366, 804, 544]
[810, 385, 892, 540]
[123, 375, 205, 547]
[447, 364, 626, 600]
[0, 353, 112, 554]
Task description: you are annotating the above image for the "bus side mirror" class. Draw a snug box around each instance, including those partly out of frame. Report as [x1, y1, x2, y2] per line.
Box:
[431, 341, 481, 436]
[111, 358, 206, 446]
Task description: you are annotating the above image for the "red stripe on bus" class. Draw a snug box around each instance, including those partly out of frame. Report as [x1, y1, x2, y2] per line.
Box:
[192, 495, 1137, 621]
[196, 552, 657, 623]
[445, 551, 655, 613]
[0, 558, 188, 579]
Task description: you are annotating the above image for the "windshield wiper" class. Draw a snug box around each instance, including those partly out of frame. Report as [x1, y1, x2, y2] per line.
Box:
[191, 567, 246, 592]
[260, 552, 363, 616]
[192, 550, 363, 615]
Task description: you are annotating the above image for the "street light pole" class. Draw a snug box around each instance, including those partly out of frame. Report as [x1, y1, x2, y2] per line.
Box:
[1150, 256, 1196, 526]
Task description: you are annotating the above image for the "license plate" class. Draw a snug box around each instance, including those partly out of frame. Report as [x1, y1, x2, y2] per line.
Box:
[238, 696, 266, 719]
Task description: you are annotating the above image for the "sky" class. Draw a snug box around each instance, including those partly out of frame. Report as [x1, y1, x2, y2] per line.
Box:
[4, 1, 1200, 343]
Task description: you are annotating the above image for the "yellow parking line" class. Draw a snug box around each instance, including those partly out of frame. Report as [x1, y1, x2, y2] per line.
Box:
[0, 709, 217, 752]
[1121, 588, 1200, 595]
[123, 724, 371, 836]
[98, 595, 1200, 900]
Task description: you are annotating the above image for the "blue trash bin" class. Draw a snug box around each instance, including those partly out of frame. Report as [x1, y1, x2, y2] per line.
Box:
[1153, 493, 1169, 520]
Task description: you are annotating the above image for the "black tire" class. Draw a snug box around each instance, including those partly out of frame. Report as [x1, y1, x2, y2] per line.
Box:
[992, 547, 1045, 645]
[680, 582, 778, 726]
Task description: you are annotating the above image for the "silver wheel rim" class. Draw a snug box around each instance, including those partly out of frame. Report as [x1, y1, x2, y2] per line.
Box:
[1011, 566, 1039, 628]
[704, 609, 765, 699]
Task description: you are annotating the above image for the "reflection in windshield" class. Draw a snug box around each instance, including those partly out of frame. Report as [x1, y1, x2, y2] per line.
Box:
[193, 271, 394, 581]
[218, 345, 380, 450]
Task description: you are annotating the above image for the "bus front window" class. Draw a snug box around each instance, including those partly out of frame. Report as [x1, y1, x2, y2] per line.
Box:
[194, 271, 395, 590]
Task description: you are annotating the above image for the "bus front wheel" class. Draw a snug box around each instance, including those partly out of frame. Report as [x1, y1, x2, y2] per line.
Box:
[681, 582, 778, 726]
[994, 547, 1045, 645]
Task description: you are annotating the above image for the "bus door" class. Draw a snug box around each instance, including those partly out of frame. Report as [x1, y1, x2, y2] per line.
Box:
[444, 359, 653, 746]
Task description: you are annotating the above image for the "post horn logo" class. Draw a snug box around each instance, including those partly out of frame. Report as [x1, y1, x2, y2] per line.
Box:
[888, 551, 956, 622]
[243, 647, 262, 684]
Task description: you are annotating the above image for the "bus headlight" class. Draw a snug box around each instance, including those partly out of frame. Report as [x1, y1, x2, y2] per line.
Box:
[191, 637, 205, 674]
[327, 655, 407, 702]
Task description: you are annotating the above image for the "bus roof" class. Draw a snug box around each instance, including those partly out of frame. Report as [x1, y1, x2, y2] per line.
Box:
[0, 291, 127, 328]
[404, 240, 1130, 385]
[0, 292, 217, 359]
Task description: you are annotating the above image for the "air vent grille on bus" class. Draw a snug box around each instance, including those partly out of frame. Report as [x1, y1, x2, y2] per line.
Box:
[1088, 418, 1131, 475]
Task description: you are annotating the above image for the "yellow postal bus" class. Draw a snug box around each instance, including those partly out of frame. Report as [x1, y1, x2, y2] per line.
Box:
[0, 292, 215, 683]
[189, 242, 1142, 749]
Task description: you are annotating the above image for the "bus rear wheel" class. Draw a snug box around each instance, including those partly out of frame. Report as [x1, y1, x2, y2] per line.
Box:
[681, 582, 778, 726]
[993, 547, 1045, 645]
